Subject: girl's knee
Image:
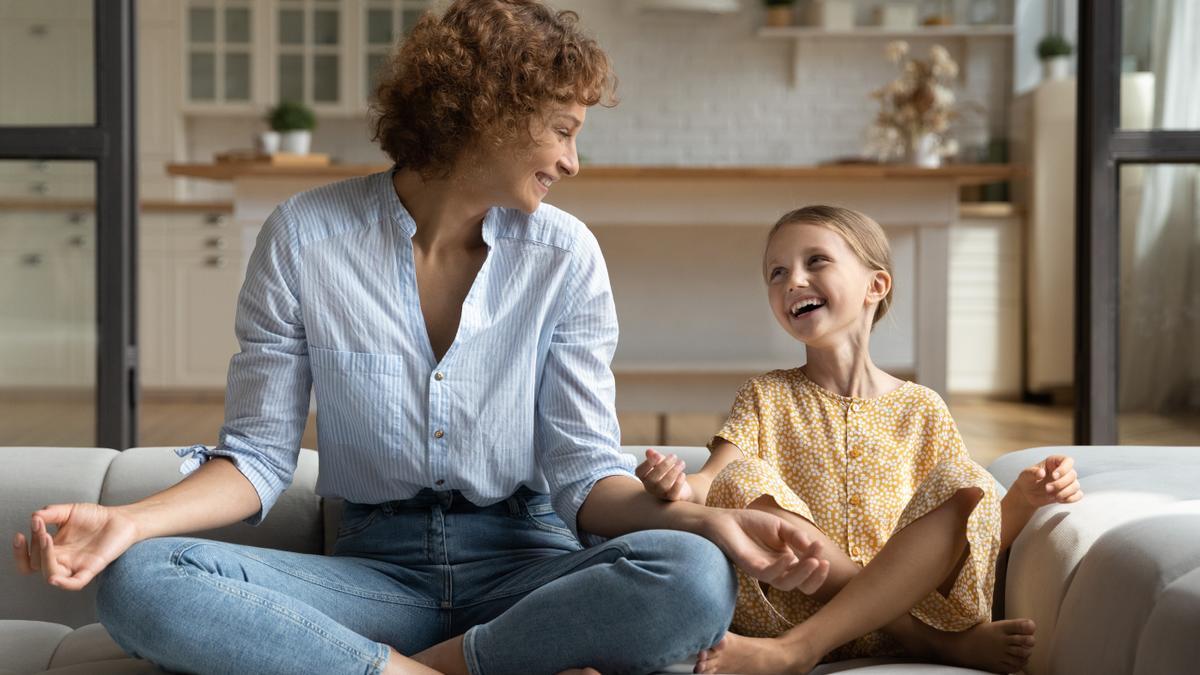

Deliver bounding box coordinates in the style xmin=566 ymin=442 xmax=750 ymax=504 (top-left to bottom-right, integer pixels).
xmin=947 ymin=487 xmax=984 ymax=520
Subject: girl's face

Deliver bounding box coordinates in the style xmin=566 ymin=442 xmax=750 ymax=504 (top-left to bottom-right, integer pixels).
xmin=473 ymin=102 xmax=585 ymax=214
xmin=763 ymin=222 xmax=890 ymax=349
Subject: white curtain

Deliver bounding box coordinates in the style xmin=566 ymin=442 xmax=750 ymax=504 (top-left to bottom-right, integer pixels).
xmin=1119 ymin=0 xmax=1200 ymax=412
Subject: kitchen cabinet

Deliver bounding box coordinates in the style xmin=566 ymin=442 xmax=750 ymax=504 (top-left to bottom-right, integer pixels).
xmin=0 ymin=210 xmax=95 ymax=389
xmin=0 ymin=11 xmax=92 ymax=126
xmin=139 ymin=210 xmax=245 ymax=390
xmin=184 ymin=0 xmax=257 ymax=108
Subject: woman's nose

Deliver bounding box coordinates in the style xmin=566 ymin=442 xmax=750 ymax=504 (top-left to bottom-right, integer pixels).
xmin=558 ymin=142 xmax=579 ymax=177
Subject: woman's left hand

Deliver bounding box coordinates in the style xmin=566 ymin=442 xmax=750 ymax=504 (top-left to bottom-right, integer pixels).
xmin=1013 ymin=455 xmax=1083 ymax=508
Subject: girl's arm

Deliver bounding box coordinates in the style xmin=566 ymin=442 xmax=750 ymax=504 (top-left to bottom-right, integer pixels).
xmin=1000 ymin=454 xmax=1083 ymax=552
xmin=999 ymin=490 xmax=1038 ymax=552
xmin=688 ymin=439 xmax=744 ymax=504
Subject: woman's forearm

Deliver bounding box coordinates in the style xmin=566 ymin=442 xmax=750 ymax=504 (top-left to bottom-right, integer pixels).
xmin=114 ymin=457 xmax=264 ymax=542
xmin=999 ymin=490 xmax=1037 ymax=552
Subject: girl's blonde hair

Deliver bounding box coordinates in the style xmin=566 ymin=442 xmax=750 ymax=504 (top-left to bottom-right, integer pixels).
xmin=766 ymin=205 xmax=894 ymax=327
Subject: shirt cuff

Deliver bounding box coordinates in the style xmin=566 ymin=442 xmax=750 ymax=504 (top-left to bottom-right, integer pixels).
xmin=174 ymin=441 xmax=284 ymax=526
xmin=567 ymin=467 xmax=641 ymax=548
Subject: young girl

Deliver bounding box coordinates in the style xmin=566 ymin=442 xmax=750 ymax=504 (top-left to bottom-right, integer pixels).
xmin=637 ymin=205 xmax=1083 ymax=675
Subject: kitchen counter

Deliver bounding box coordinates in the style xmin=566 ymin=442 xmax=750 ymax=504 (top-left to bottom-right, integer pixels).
xmin=0 ymin=198 xmax=232 ymax=213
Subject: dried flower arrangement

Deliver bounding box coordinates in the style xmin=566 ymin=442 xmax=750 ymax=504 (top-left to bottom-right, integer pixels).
xmin=865 ymin=41 xmax=962 ymax=166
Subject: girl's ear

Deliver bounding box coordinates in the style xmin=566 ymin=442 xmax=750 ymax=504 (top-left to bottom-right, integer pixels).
xmin=866 ymin=269 xmax=891 ymax=304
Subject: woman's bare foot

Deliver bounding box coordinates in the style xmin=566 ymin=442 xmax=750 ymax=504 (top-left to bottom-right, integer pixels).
xmin=693 ymin=632 xmax=820 ymax=675
xmin=937 ymin=618 xmax=1036 ymax=673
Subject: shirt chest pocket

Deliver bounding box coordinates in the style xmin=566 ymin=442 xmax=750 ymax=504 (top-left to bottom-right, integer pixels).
xmin=309 ymin=346 xmax=409 ymax=449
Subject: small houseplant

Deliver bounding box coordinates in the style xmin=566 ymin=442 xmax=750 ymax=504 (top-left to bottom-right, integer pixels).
xmin=865 ymin=41 xmax=961 ymax=168
xmin=267 ymin=100 xmax=317 ymax=155
xmin=1037 ymin=34 xmax=1073 ymax=81
xmin=764 ymin=0 xmax=794 ymax=28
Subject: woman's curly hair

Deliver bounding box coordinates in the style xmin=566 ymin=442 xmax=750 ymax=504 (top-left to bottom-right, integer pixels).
xmin=371 ymin=0 xmax=618 ymax=178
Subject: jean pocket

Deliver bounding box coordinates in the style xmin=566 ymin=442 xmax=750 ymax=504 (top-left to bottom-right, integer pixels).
xmin=336 ymin=502 xmax=382 ymax=539
xmin=519 ymin=494 xmax=576 ymax=538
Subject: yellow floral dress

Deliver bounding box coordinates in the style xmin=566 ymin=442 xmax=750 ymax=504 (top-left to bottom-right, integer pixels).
xmin=707 ymin=368 xmax=1002 ymax=660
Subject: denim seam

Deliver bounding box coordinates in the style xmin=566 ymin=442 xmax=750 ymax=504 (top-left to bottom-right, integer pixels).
xmin=451 ymin=540 xmax=634 ymax=608
xmin=179 ymin=567 xmax=384 ymax=667
xmin=170 ymin=540 xmax=440 ymax=608
xmin=462 ymin=625 xmax=484 ymax=675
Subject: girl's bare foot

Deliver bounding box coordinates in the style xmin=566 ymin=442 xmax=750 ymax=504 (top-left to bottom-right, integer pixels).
xmin=937 ymin=618 xmax=1036 ymax=674
xmin=693 ymin=632 xmax=820 ymax=675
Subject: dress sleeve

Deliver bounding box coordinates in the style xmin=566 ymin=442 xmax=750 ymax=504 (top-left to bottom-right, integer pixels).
xmin=712 ymin=379 xmax=762 ymax=457
xmin=534 ymin=228 xmax=637 ymax=545
xmin=176 ymin=202 xmax=312 ymax=526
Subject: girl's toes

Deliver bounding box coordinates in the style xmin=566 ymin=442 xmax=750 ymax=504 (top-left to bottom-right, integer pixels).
xmin=1008 ymin=634 xmax=1035 ymax=647
xmin=1007 ymin=618 xmax=1036 ymax=635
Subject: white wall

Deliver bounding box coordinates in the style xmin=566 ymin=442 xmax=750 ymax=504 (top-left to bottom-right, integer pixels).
xmin=181 ymin=0 xmax=1014 ymax=199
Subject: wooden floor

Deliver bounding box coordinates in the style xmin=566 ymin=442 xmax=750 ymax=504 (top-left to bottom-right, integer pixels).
xmin=2 ymin=393 xmax=1198 ymax=467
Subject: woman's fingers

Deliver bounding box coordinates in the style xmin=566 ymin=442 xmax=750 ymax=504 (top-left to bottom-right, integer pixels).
xmin=38 ymin=525 xmax=66 ymax=582
xmin=12 ymin=532 xmax=33 ymax=574
xmin=50 ymin=565 xmax=98 ymax=591
xmin=28 ymin=517 xmax=45 ymax=572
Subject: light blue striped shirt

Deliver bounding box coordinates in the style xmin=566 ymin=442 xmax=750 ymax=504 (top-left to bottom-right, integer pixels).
xmin=178 ymin=170 xmax=637 ymax=540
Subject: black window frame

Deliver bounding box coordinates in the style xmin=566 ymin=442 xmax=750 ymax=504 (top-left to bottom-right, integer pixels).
xmin=1076 ymin=1 xmax=1200 ymax=443
xmin=0 ymin=0 xmax=138 ymax=449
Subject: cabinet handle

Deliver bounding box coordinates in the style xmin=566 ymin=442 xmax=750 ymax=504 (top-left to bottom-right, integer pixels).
xmin=68 ymin=235 xmax=86 ymax=247
xmin=32 ymin=161 xmax=49 ymax=172
xmin=68 ymin=212 xmax=85 ymax=225
xmin=204 ymin=213 xmax=227 ymax=226
xmin=21 ymin=254 xmax=44 ymax=267
xmin=30 ymin=25 xmax=48 ymax=37
xmin=31 ymin=182 xmax=49 ymax=195
xmin=205 ymin=256 xmax=226 ymax=268
xmin=205 ymin=236 xmax=227 ymax=249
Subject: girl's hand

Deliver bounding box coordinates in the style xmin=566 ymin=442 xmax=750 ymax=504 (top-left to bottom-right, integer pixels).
xmin=1013 ymin=455 xmax=1083 ymax=508
xmin=12 ymin=503 xmax=141 ymax=591
xmin=635 ymin=448 xmax=695 ymax=503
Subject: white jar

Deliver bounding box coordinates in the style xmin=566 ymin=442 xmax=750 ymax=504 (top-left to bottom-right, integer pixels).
xmin=279 ymin=130 xmax=312 ymax=155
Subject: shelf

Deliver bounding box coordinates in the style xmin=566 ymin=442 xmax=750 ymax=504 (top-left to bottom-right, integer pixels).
xmin=757 ymin=25 xmax=1014 ymax=39
xmin=758 ymin=23 xmax=1013 ymax=89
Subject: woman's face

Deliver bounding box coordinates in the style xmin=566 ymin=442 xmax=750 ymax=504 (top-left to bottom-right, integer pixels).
xmin=763 ymin=222 xmax=889 ymax=349
xmin=473 ymin=102 xmax=586 ymax=214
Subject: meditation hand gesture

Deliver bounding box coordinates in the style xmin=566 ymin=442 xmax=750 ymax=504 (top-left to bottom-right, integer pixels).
xmin=12 ymin=503 xmax=140 ymax=591
xmin=1012 ymin=455 xmax=1083 ymax=508
xmin=635 ymin=448 xmax=695 ymax=502
xmin=706 ymin=508 xmax=829 ymax=594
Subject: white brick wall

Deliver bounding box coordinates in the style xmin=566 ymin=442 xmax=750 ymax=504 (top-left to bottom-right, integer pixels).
xmin=184 ymin=0 xmax=1014 ymax=191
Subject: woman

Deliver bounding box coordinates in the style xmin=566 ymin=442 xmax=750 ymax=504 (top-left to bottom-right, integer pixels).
xmin=12 ymin=2 xmax=825 ymax=673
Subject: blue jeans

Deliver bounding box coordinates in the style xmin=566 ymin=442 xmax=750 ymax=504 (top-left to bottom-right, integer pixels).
xmin=97 ymin=488 xmax=736 ymax=675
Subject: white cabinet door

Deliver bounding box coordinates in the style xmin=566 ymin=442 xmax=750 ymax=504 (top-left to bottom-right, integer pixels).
xmin=138 ymin=254 xmax=169 ymax=388
xmin=0 ymin=19 xmax=92 ymax=126
xmin=0 ymin=250 xmax=74 ymax=387
xmin=170 ymin=252 xmax=245 ymax=388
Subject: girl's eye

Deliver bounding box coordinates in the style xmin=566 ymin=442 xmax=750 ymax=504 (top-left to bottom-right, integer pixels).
xmin=809 ymin=256 xmax=828 ymax=266
xmin=769 ymin=267 xmax=785 ymax=279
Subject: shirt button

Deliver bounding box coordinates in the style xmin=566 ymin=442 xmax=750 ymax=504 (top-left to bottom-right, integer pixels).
xmin=848 ymin=448 xmax=861 ymax=459
xmin=434 ymin=429 xmax=444 ymax=439
xmin=434 ymin=372 xmax=444 ymax=381
xmin=435 ymin=479 xmax=445 ymax=486
xmin=849 ymin=494 xmax=862 ymax=506
xmin=851 ymin=546 xmax=862 ymax=557
xmin=851 ymin=403 xmax=862 ymax=412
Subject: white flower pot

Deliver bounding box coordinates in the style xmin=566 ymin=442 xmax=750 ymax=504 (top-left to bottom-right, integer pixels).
xmin=909 ymin=132 xmax=941 ymax=168
xmin=1042 ymin=56 xmax=1071 ymax=81
xmin=279 ymin=130 xmax=312 ymax=155
xmin=256 ymin=131 xmax=280 ymax=155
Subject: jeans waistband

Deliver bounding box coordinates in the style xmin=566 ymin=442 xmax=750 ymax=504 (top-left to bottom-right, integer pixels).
xmin=348 ymin=486 xmax=547 ymax=517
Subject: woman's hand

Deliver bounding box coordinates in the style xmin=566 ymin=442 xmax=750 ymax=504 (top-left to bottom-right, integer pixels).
xmin=12 ymin=503 xmax=141 ymax=591
xmin=634 ymin=448 xmax=696 ymax=503
xmin=1012 ymin=455 xmax=1083 ymax=508
xmin=703 ymin=508 xmax=829 ymax=594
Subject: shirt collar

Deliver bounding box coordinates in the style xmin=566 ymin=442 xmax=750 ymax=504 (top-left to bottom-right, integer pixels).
xmin=381 ymin=168 xmax=501 ymax=247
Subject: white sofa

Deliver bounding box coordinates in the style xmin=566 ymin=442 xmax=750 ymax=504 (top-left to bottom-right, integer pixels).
xmin=2 ymin=445 xmax=1198 ymax=674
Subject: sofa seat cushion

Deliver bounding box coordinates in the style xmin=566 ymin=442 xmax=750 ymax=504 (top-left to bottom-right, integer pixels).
xmin=0 ymin=621 xmax=71 ymax=674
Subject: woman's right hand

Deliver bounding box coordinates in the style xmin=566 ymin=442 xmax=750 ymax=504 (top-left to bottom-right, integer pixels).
xmin=12 ymin=503 xmax=141 ymax=591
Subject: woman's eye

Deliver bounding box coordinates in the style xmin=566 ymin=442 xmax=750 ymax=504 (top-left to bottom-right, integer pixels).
xmin=558 ymin=129 xmax=571 ymax=138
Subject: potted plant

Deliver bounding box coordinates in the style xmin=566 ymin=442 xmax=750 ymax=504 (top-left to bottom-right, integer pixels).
xmin=267 ymin=100 xmax=317 ymax=155
xmin=764 ymin=0 xmax=794 ymax=28
xmin=1037 ymin=34 xmax=1073 ymax=81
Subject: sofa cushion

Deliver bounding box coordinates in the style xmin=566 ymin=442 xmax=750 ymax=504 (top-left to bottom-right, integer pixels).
xmin=0 ymin=621 xmax=70 ymax=674
xmin=987 ymin=445 xmax=1200 ymax=675
xmin=0 ymin=448 xmax=117 ymax=628
xmin=45 ymin=623 xmax=130 ymax=670
xmin=101 ymin=447 xmax=324 ymax=555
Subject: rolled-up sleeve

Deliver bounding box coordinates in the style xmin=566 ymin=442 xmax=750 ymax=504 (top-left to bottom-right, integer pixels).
xmin=534 ymin=229 xmax=637 ymax=545
xmin=177 ymin=201 xmax=312 ymax=526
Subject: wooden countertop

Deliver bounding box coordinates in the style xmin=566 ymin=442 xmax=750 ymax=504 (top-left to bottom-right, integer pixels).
xmin=167 ymin=162 xmax=1019 ymax=186
xmin=0 ymin=199 xmax=232 ymax=213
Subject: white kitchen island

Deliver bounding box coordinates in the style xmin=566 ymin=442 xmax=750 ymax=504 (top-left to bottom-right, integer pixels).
xmin=168 ymin=162 xmax=1016 ymax=420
